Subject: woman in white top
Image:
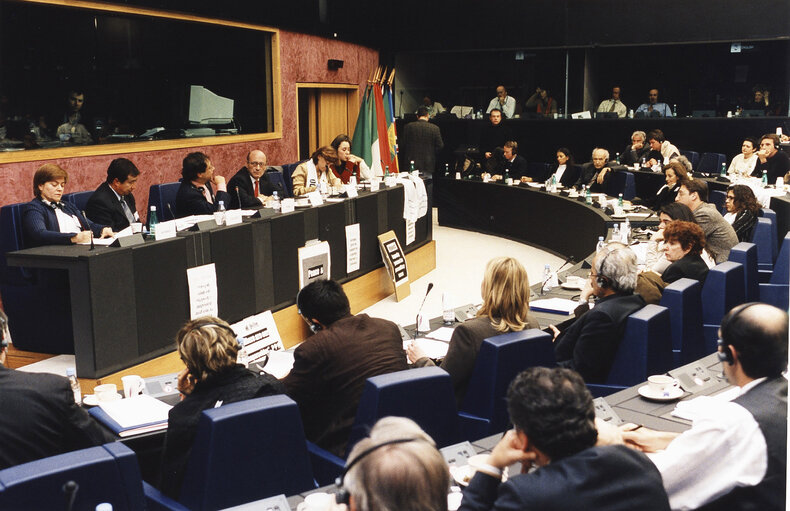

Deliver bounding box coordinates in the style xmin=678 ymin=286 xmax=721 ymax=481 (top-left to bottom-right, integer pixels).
xmin=727 ymin=137 xmax=758 ymax=178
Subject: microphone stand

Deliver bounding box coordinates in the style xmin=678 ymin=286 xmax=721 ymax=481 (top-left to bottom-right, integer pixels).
xmin=415 ymin=282 xmax=434 ymax=336
xmin=81 ymin=210 xmax=95 ymax=250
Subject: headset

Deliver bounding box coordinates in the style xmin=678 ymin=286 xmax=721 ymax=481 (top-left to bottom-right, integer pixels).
xmin=296 ymin=285 xmax=323 ymax=333
xmin=334 ymin=437 xmax=419 ymax=505
xmin=594 ymin=246 xmax=616 ymax=288
xmin=716 ymin=302 xmax=758 ymax=365
xmin=0 ymin=313 xmax=8 ymax=350
xmin=186 ymin=319 xmax=243 ymax=349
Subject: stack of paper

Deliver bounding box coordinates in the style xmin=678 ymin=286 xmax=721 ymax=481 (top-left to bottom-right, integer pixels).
xmin=89 ymin=394 xmax=172 ymax=437
xmin=530 ymin=298 xmax=578 ymax=315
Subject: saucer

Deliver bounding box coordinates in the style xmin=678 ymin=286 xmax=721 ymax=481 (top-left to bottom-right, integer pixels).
xmin=561 ymin=281 xmax=584 ymax=290
xmin=638 ymin=385 xmax=683 ymax=401
xmin=611 ymin=214 xmax=627 ymax=220
xmin=82 ymin=394 xmax=98 ymax=406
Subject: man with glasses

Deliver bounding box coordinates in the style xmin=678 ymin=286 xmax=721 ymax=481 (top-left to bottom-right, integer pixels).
xmin=227 ymin=150 xmax=280 ymax=209
xmin=282 ymin=279 xmax=408 ymax=456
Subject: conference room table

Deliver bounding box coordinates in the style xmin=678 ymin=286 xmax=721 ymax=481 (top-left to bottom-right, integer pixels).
xmin=6 ymin=183 xmax=432 ymax=378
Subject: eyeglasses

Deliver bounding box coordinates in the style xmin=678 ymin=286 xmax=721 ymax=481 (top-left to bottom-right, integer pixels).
xmin=248 ymin=161 xmax=265 ymax=167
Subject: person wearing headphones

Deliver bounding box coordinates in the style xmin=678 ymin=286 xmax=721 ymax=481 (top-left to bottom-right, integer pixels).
xmin=282 ymin=279 xmax=408 ymax=457
xmin=550 ymin=243 xmax=646 ymax=383
xmin=159 ymin=316 xmax=284 ymax=498
xmin=615 ymin=303 xmax=787 ymax=511
xmin=0 ymin=309 xmax=113 ymax=470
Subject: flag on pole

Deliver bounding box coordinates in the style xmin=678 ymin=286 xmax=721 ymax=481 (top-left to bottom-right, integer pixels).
xmin=351 ymin=67 xmax=399 ymax=177
xmin=351 ymin=85 xmax=375 ymax=173
xmin=372 ymin=82 xmax=392 ymax=174
xmin=382 ymin=77 xmax=399 ymax=173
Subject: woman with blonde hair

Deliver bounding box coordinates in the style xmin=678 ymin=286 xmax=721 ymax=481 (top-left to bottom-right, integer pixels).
xmin=408 ymin=257 xmax=539 ymax=405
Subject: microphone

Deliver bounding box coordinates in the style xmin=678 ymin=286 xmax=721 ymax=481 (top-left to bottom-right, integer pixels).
xmin=415 ymin=282 xmax=434 ymax=335
xmin=63 ymin=480 xmax=79 ymax=511
xmin=81 ymin=210 xmax=94 ymax=250
xmin=167 ymin=203 xmax=176 ymax=221
xmin=541 ymin=255 xmax=575 ymax=295
xmin=235 ymin=186 xmax=242 ymax=209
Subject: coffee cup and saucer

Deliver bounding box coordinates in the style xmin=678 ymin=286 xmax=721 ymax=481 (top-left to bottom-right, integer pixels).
xmin=638 ymin=375 xmax=683 ymax=401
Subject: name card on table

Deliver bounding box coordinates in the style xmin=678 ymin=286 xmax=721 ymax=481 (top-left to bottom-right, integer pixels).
xmin=281 ymin=198 xmax=295 ymax=213
xmin=187 ymin=263 xmax=218 ymax=319
xmin=346 ymin=223 xmax=361 ymax=273
xmin=154 ymin=220 xmax=177 ymax=240
xmin=224 ymin=209 xmax=243 ymax=226
xmin=298 ymin=240 xmax=331 ymax=289
xmin=384 ymin=175 xmax=397 ymax=187
xmin=370 ymin=179 xmax=381 ymax=192
xmin=231 ymin=310 xmax=284 ymax=366
xmin=307 ymin=191 xmax=323 ymax=207
xmin=377 ymin=230 xmax=409 ymax=301
xmin=345 ymin=184 xmax=358 ymax=198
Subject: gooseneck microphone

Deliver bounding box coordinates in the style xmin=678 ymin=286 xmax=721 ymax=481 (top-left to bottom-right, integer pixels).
xmin=167 ymin=203 xmax=176 ymax=221
xmin=80 ymin=210 xmax=94 ymax=250
xmin=63 ymin=480 xmax=79 ymax=511
xmin=415 ymin=282 xmax=434 ymax=334
xmin=235 ymin=186 xmax=242 ymax=209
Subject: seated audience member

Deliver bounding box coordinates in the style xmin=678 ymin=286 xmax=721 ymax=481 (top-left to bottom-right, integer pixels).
xmin=752 ymin=133 xmax=790 ymax=183
xmin=728 ymin=138 xmax=759 ymax=178
xmin=620 ymin=130 xmax=650 ymax=166
xmin=227 ymin=150 xmax=280 ymax=209
xmin=85 ymin=157 xmax=140 ymax=231
xmin=543 ymin=147 xmax=579 ymax=187
xmin=420 ymin=96 xmax=445 ymax=118
xmin=660 ymin=220 xmax=709 ymax=285
xmin=160 ymin=316 xmax=284 ymax=497
xmin=635 ymin=88 xmax=672 ymax=118
xmin=551 ymin=243 xmax=646 ymax=383
xmin=340 ymin=417 xmax=450 ymax=511
xmin=292 ymin=146 xmax=342 ymax=197
xmin=641 ymin=160 xmax=688 ymax=211
xmin=485 ymin=85 xmax=516 ymax=119
xmin=22 ymin=163 xmax=113 ymax=247
xmin=175 ymin=152 xmax=230 ymax=217
xmin=525 ymin=86 xmax=558 ymax=117
xmin=724 ymin=184 xmax=760 ymax=242
xmin=676 ymin=179 xmax=738 ymax=263
xmin=575 ymin=148 xmax=615 ymax=192
xmin=744 ymin=87 xmax=769 ymax=113
xmin=479 ymin=109 xmax=511 ymax=173
xmin=645 ymin=129 xmax=680 ymax=167
xmin=459 ymin=367 xmax=670 ymax=511
xmin=495 ymin=141 xmax=526 ymax=180
xmin=408 ymin=257 xmax=539 ymax=405
xmin=330 ymin=134 xmax=374 ymax=182
xmin=283 ymin=279 xmax=408 ymax=456
xmin=596 ymin=86 xmax=628 ymax=118
xmin=55 ymin=90 xmax=93 ymax=145
xmin=617 ymin=303 xmax=787 ymax=511
xmin=400 ymin=111 xmax=443 ymax=175
xmin=0 ymin=309 xmax=113 ymax=470
xmin=644 ymin=203 xmax=715 ymax=275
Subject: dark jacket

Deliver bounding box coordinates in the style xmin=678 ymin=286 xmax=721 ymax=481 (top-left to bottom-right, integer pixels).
xmin=478 ymin=123 xmax=512 ymax=155
xmin=501 ymin=155 xmax=528 ymax=180
xmin=752 ymin=150 xmax=790 ymax=183
xmin=175 ymin=181 xmax=231 ymax=217
xmin=731 ymin=209 xmax=758 ymax=242
xmin=227 ymin=167 xmax=281 ymax=209
xmin=662 ymin=253 xmax=709 ymax=285
xmin=21 ymin=198 xmax=106 ymax=247
xmin=575 ymin=162 xmax=615 ymax=192
xmin=0 ymin=365 xmax=113 ymax=470
xmin=644 ymin=183 xmax=680 ymax=211
xmin=402 ymin=119 xmax=444 ymax=173
xmin=620 ymin=144 xmax=650 ymax=166
xmin=548 ymin=163 xmax=580 ymax=188
xmin=159 ymin=365 xmax=284 ymax=498
xmin=85 ymin=182 xmax=138 ymax=232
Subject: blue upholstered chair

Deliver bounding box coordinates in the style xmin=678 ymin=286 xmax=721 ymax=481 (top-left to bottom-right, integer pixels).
xmin=586 ymin=304 xmax=673 ymax=397
xmin=281 ymin=160 xmax=308 ymax=198
xmin=526 ymin=162 xmax=551 ymax=182
xmin=605 ymin=171 xmax=635 ymax=199
xmin=348 ymin=367 xmax=460 ymax=454
xmin=759 ymin=208 xmax=779 ymax=262
xmin=701 ymin=262 xmax=745 ymax=352
xmin=679 ymin=150 xmax=700 ymax=170
xmin=458 ymin=329 xmax=555 ymax=439
xmin=147 ymin=182 xmax=180 ymax=222
xmin=660 ymin=278 xmax=706 ymax=367
xmin=709 ymin=190 xmax=726 ymax=214
xmin=752 ymin=217 xmax=775 ymax=277
xmin=728 ymin=242 xmax=759 ymax=302
xmin=265 ymin=170 xmax=289 ymax=199
xmin=759 ymin=233 xmax=790 ymax=310
xmin=697 ymin=152 xmax=726 ymax=175
xmin=63 ymin=191 xmax=94 ymax=213
xmin=146 ymin=395 xmax=317 ymax=511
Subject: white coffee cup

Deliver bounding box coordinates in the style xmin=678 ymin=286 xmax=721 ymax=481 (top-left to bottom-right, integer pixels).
xmin=297 ymin=492 xmax=334 ymax=511
xmin=94 ymin=383 xmax=119 ymax=403
xmin=121 ymin=375 xmax=146 ymax=399
xmin=647 ymin=375 xmax=678 ymax=395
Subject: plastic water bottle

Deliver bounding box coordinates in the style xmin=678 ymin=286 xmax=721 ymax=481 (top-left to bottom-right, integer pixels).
xmin=542 ymin=264 xmax=553 ymax=293
xmin=66 ymin=367 xmax=81 ymax=404
xmin=596 ymin=236 xmax=605 ymax=253
xmin=628 ymin=109 xmax=634 ymax=119
xmin=550 ymin=174 xmax=557 ymax=191
xmin=615 ymin=152 xmax=621 ymax=164
xmin=237 ymin=338 xmax=249 ymax=368
xmin=720 ymin=163 xmax=727 ymax=177
xmin=585 ymin=186 xmax=592 ymax=204
xmin=148 ymin=206 xmax=158 ymax=237
xmin=214 ymin=200 xmax=226 ymax=225
xmin=762 ymin=170 xmax=768 ymax=187
xmin=442 ymin=292 xmax=455 ymax=325
xmin=618 ymin=193 xmax=624 ymax=207
xmin=384 ymin=165 xmax=390 ymax=178
xmin=640 ymin=157 xmax=646 ymax=168
xmin=410 ymin=161 xmax=416 ymax=173
xmin=612 ymin=223 xmax=621 ymax=241
xmin=271 ymin=191 xmax=281 ymax=212
xmin=445 ymin=163 xmax=450 ymax=177
xmin=672 ymin=104 xmax=677 ymax=117
xmin=623 ymin=217 xmax=631 ymax=243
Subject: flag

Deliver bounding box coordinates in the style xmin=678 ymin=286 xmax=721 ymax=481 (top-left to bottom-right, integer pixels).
xmin=372 ymin=83 xmax=392 ymax=174
xmin=351 ymin=85 xmax=375 ymax=172
xmin=382 ymin=82 xmax=399 ymax=172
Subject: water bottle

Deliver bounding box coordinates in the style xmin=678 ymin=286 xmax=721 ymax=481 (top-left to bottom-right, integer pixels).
xmin=410 ymin=161 xmax=416 ymax=173
xmin=271 ymin=191 xmax=281 ymax=212
xmin=442 ymin=292 xmax=455 ymax=325
xmin=672 ymin=104 xmax=677 ymax=117
xmin=148 ymin=206 xmax=158 ymax=237
xmin=384 ymin=165 xmax=390 ymax=178
xmin=761 ymin=170 xmax=768 ymax=187
xmin=214 ymin=200 xmax=226 ymax=226
xmin=237 ymin=338 xmax=249 ymax=368
xmin=618 ymin=193 xmax=623 ymax=207
xmin=66 ymin=367 xmax=81 ymax=404
xmin=615 ymin=152 xmax=621 ymax=164
xmin=504 ymin=169 xmax=512 ymax=186
xmin=641 ymin=157 xmax=646 ymax=168
xmin=585 ymin=186 xmax=592 ymax=205
xmin=628 ymin=109 xmax=634 ymax=119
xmin=612 ymin=223 xmax=621 ymax=241
xmin=623 ymin=217 xmax=631 ymax=243
xmin=551 ymin=174 xmax=557 ymax=191
xmin=542 ymin=264 xmax=553 ymax=293
xmin=720 ymin=163 xmax=727 ymax=178
xmin=445 ymin=163 xmax=450 ymax=177
xmin=596 ymin=236 xmax=605 ymax=253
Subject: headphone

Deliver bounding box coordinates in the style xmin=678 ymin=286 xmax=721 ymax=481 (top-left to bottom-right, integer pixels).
xmin=296 ymin=286 xmax=323 ymax=333
xmin=594 ymin=247 xmax=616 ymax=288
xmin=0 ymin=314 xmax=8 ymax=350
xmin=187 ymin=320 xmax=242 ymax=348
xmin=716 ymin=302 xmax=758 ymax=365
xmin=334 ymin=438 xmax=419 ymax=505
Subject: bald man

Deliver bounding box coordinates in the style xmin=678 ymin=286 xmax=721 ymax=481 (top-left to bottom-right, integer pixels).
xmin=227 ymin=150 xmax=281 ymax=209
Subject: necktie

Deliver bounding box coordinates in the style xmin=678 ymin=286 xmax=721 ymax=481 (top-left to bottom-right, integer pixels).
xmin=609 ymin=100 xmax=616 ymax=112
xmin=254 ymin=179 xmax=259 ymax=196
xmin=120 ymin=197 xmax=135 ymax=224
xmin=201 ymin=186 xmax=213 ymax=204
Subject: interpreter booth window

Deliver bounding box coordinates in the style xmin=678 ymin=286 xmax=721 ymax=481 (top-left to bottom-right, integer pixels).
xmin=0 ymin=1 xmax=277 ymax=152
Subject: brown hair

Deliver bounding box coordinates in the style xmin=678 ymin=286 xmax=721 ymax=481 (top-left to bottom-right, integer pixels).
xmin=682 ymin=178 xmax=709 ymax=203
xmin=477 ymin=257 xmax=531 ymax=332
xmin=664 ymin=220 xmax=706 ymax=256
xmin=33 ymin=164 xmax=68 ymax=198
xmin=175 ymin=316 xmax=239 ymax=383
xmin=728 ymin=184 xmax=760 ymax=216
xmin=663 ymin=160 xmax=689 ymax=185
xmin=311 ymin=146 xmax=338 ymax=166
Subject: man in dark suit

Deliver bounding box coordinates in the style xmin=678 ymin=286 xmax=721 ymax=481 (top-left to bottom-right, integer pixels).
xmin=85 ymin=157 xmax=140 ymax=231
xmin=574 ymin=148 xmax=617 ymax=192
xmin=175 ymin=151 xmax=230 ymax=217
xmin=551 ymin=243 xmax=646 ymax=383
xmin=282 ymin=279 xmax=408 ymax=457
xmin=479 ymin=109 xmax=512 ymax=174
xmin=0 ymin=309 xmax=113 ymax=470
xmin=499 ymin=141 xmax=527 ymax=180
xmin=459 ymin=366 xmax=670 ymax=511
xmin=401 ymin=107 xmax=444 ymax=174
xmin=227 ymin=150 xmax=282 ymax=209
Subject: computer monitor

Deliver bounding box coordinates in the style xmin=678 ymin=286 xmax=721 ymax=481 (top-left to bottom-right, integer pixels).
xmin=188 ymin=85 xmax=234 ymax=124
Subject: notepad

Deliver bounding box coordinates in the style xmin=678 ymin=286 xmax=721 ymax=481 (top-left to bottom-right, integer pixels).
xmin=89 ymin=394 xmax=172 ymax=437
xmin=530 ymin=298 xmax=578 ymax=315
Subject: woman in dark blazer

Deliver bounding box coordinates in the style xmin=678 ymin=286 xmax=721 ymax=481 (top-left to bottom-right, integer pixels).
xmin=21 ymin=163 xmax=112 ymax=247
xmin=407 ymin=257 xmax=540 ymax=406
xmin=643 ymin=160 xmax=688 ymax=211
xmin=724 ymin=184 xmax=760 ymax=242
xmin=546 ymin=147 xmax=580 ymax=188
xmin=661 ymin=220 xmax=709 ymax=285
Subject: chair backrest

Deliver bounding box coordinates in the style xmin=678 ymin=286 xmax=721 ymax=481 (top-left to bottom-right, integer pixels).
xmin=265 ymin=170 xmax=290 ymax=198
xmin=179 ymin=394 xmax=316 ymax=511
xmin=751 ymin=217 xmax=774 ymax=269
xmin=147 ymin=182 xmax=180 ymax=222
xmin=527 ymin=162 xmax=551 ymax=182
xmin=701 ymin=261 xmax=745 ymax=327
xmin=460 ymin=329 xmax=555 ymax=433
xmin=680 ymin=150 xmax=700 ymax=169
xmin=659 ymin=278 xmax=705 ymax=366
xmin=63 ymin=191 xmax=94 ymax=213
xmin=281 ymin=160 xmax=308 ymax=198
xmin=760 ymin=208 xmax=779 ymax=262
xmin=698 ymin=152 xmax=726 ymax=175
xmin=0 ymin=443 xmax=145 ymax=511
xmin=602 ymin=304 xmax=673 ymax=387
xmin=348 ymin=367 xmax=460 ymax=455
xmin=770 ymin=233 xmax=790 ymax=285
xmin=605 ymin=171 xmax=633 ymax=199
xmin=728 ymin=242 xmax=759 ymax=302
xmin=709 ymin=190 xmax=727 ymax=214
xmin=0 ymin=203 xmax=31 ymax=285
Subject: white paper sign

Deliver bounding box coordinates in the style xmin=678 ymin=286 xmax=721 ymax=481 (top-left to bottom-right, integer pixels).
xmin=187 ymin=263 xmax=218 ymax=319
xmin=345 ymin=184 xmax=358 ymax=198
xmin=224 ymin=209 xmax=243 ymax=226
xmin=281 ymin=198 xmax=295 ymax=213
xmin=405 ymin=219 xmax=416 ymax=245
xmin=298 ymin=240 xmax=331 ymax=288
xmin=346 ymin=223 xmax=361 ymax=273
xmin=370 ymin=179 xmax=380 ymax=192
xmin=155 ymin=220 xmax=177 ymax=241
xmin=307 ymin=191 xmax=324 ymax=207
xmin=231 ymin=310 xmax=284 ymax=365
xmin=384 ymin=175 xmax=397 ymax=187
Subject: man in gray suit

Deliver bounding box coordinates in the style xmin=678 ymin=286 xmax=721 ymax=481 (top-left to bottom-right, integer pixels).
xmin=401 ymin=107 xmax=444 ymax=174
xmin=675 ymin=179 xmax=738 ymax=263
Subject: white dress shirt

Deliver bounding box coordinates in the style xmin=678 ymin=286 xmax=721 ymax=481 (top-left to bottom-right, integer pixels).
xmin=485 ymin=96 xmax=516 ymax=119
xmin=596 ymin=99 xmax=628 ymax=118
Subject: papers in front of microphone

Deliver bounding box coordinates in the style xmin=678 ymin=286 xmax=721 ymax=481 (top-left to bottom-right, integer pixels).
xmin=259 ymin=350 xmax=295 ymax=379
xmin=426 ymin=327 xmax=455 ymax=343
xmin=670 ymin=387 xmax=741 ymax=421
xmin=404 ymin=338 xmax=450 ymax=360
xmin=530 ymin=298 xmax=578 ymax=315
xmin=77 ymin=225 xmax=135 ymax=245
xmin=231 ymin=310 xmax=285 ymax=366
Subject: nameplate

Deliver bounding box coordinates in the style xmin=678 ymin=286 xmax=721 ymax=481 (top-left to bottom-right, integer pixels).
xmin=191 ymin=220 xmax=218 ymax=232
xmin=345 ymin=184 xmax=358 ymax=198
xmin=154 ymin=220 xmax=177 ymax=240
xmin=440 ymin=441 xmax=476 ymax=466
xmin=370 ymin=179 xmax=380 ymax=192
xmin=307 ymin=191 xmax=323 ymax=207
xmin=281 ymin=198 xmax=295 ymax=213
xmin=225 ymin=209 xmax=243 ymax=226
xmin=111 ymin=233 xmax=146 ymax=248
xmin=384 ymin=175 xmax=397 ymax=187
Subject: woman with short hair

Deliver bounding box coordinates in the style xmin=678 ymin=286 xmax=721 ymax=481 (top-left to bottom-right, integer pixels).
xmin=661 ymin=220 xmax=710 ymax=284
xmin=291 ymin=146 xmax=342 ymax=196
xmin=724 ymin=184 xmax=760 ymax=242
